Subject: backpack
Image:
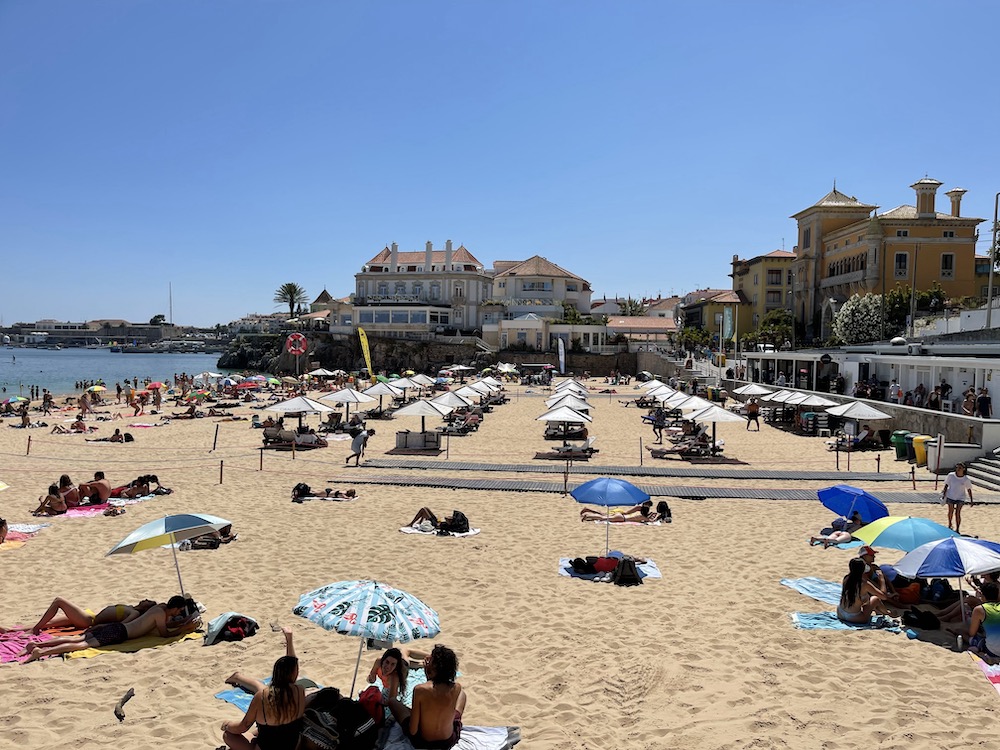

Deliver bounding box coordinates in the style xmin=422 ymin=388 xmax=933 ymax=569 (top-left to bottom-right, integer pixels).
xmin=611 ymin=556 xmax=643 ymax=586
xmin=438 ymin=510 xmax=470 ymax=535
xmin=292 ymin=483 xmax=312 ymax=501
xmin=217 ymin=615 xmax=259 ymax=642
xmin=123 ymin=433 xmax=135 ymax=442
xmin=902 ymin=607 xmax=941 ymax=630
xmin=300 ymin=691 xmax=378 ymax=750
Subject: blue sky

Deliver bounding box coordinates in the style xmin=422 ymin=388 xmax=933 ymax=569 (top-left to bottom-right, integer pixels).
xmin=2 ymin=1 xmax=998 ymax=326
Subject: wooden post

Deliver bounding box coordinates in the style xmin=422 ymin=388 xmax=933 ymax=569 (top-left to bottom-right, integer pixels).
xmin=219 ymin=460 xmax=224 ymax=485
xmin=875 ymin=454 xmax=880 ymax=474
xmin=291 ymin=440 xmax=296 ymax=460
xmin=835 ymin=444 xmax=840 ymax=471
xmin=26 ymin=436 xmax=31 ymax=456
xmin=259 ymin=448 xmax=264 ymax=471
xmin=211 ymin=424 xmax=220 ymax=452
xmin=846 ymin=446 xmax=851 ymax=472
xmin=639 ymin=436 xmax=643 ymax=466
xmin=911 ymin=465 xmax=916 ymax=491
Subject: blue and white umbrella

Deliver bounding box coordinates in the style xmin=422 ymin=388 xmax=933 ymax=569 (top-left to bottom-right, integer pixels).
xmin=107 ymin=513 xmax=232 ymax=599
xmin=893 ymin=537 xmax=1000 ymax=623
xmin=817 ymin=485 xmax=889 ymax=524
xmin=571 ymin=477 xmax=650 ymax=555
xmin=293 ymin=580 xmax=440 ymax=696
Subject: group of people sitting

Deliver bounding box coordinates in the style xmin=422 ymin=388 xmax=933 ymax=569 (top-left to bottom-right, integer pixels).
xmin=220 ymin=628 xmax=466 ymax=750
xmin=2 ymin=594 xmax=201 ymax=662
xmin=30 ymin=472 xmax=171 ymax=515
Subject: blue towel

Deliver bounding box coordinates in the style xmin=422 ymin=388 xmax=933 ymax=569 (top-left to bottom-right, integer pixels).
xmin=215 ymin=677 xmax=321 ymax=712
xmin=780 ymin=577 xmax=841 ymax=606
xmin=791 ymin=612 xmax=900 ymax=633
xmin=558 ymin=557 xmax=662 ymax=580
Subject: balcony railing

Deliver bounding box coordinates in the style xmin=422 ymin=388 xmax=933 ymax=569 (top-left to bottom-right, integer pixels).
xmin=357 ymin=294 xmax=430 ymax=304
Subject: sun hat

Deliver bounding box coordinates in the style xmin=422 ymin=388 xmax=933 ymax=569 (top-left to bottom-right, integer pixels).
xmin=857 ymin=545 xmax=877 ymax=558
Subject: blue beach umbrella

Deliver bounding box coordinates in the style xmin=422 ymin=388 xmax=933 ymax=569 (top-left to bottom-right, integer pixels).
xmin=817 ymin=485 xmax=889 ymax=524
xmin=852 ymin=516 xmax=959 ymax=553
xmin=571 ymin=478 xmax=650 ymax=555
xmin=293 ymin=580 xmax=440 ymax=696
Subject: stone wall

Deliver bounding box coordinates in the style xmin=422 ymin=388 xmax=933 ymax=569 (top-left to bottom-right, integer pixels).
xmin=496 ymin=351 xmax=636 ymax=376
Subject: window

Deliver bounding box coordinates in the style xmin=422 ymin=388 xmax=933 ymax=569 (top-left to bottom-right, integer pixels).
xmin=766 ymin=270 xmax=782 ymax=285
xmin=752 ymin=294 xmax=758 ymax=305
xmin=391 ymin=311 xmax=408 ymax=324
xmin=430 ymin=283 xmax=440 ymax=300
xmin=377 ymin=283 xmax=388 ymax=296
xmin=896 ymin=230 xmax=909 ymax=237
xmin=566 ymin=283 xmax=578 ymax=292
xmin=454 ymin=284 xmax=464 ymax=298
xmin=753 ymin=274 xmax=759 ymax=286
xmin=340 ymin=315 xmax=352 ymax=326
xmin=766 ymin=291 xmax=782 ymax=305
xmin=412 ymin=283 xmax=423 ymax=298
xmin=714 ymin=312 xmax=723 ymax=326
xmin=522 ymin=281 xmax=552 ymax=292
xmin=374 ymin=311 xmax=390 ymax=324
xmin=895 ymin=252 xmax=909 ymax=279
xmin=358 ymin=311 xmax=374 ymax=324
xmin=357 ymin=283 xmax=364 ymax=297
xmin=941 ymin=253 xmax=955 ymax=279
xmin=498 ymin=281 xmax=505 ymax=289
xmin=803 ymin=228 xmax=811 ymax=248
xmin=406 ymin=265 xmax=417 ymax=272
xmin=394 ymin=282 xmax=406 ymax=295
xmin=943 ymin=230 xmax=955 ymax=238
xmin=410 ymin=311 xmax=426 ymax=324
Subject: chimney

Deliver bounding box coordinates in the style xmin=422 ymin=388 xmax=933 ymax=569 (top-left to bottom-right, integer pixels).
xmin=424 ymin=241 xmax=433 ymax=271
xmin=389 ymin=242 xmax=398 ymax=273
xmin=911 ymin=177 xmax=943 ymax=219
xmin=444 ymin=239 xmax=453 ymax=271
xmin=945 ymin=187 xmax=967 ymax=218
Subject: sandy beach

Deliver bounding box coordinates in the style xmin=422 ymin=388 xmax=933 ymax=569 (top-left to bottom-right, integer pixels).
xmin=2 ymin=380 xmax=999 ymax=749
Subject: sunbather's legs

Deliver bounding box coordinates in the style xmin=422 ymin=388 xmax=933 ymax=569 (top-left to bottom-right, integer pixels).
xmin=23 ymin=635 xmax=97 ymax=662
xmin=31 ymin=597 xmax=92 ymax=634
xmin=408 ymin=508 xmax=437 ymax=527
xmin=225 ymin=671 xmax=266 ymax=694
xmin=222 ymin=729 xmax=255 ymax=750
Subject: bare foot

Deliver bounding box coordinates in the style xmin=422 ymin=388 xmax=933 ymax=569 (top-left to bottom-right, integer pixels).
xmin=23 ymin=647 xmax=43 ymax=663
xmin=225 ymin=671 xmax=244 ymax=687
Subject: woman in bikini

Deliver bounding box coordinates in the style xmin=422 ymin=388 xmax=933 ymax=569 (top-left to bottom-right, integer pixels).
xmin=31 ymin=484 xmax=68 ymax=516
xmin=368 ymin=647 xmax=409 ymax=705
xmin=57 ymin=474 xmax=81 ymax=508
xmin=0 ymin=596 xmax=157 ymax=634
xmin=837 ymin=557 xmax=895 ymax=624
xmin=580 ymin=500 xmax=669 ymax=524
xmin=222 ymin=627 xmax=306 ymax=750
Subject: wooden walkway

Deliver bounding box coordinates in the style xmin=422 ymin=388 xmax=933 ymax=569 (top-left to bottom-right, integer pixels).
xmin=342 ymin=472 xmax=945 ymax=504
xmin=364 ymin=458 xmax=927 ymax=483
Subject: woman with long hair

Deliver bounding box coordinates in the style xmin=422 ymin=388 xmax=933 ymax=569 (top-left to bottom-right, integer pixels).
xmin=221 ymin=627 xmax=306 ymax=750
xmin=367 ymin=647 xmax=409 ymax=703
xmin=838 ymin=558 xmax=894 ymax=624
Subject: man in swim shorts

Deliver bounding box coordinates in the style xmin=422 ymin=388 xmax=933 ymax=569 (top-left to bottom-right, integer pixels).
xmin=387 ymin=645 xmax=466 ymax=750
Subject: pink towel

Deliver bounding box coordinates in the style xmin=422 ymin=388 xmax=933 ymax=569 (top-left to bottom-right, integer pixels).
xmin=64 ymin=504 xmax=110 ymax=518
xmin=6 ymin=531 xmax=32 ymax=542
xmin=0 ymin=631 xmax=55 ymax=663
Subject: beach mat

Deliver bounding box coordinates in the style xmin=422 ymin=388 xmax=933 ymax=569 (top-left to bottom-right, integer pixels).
xmin=790 ymin=612 xmax=900 ymax=633
xmin=558 ymin=557 xmax=661 ymax=580
xmin=399 ymin=526 xmax=481 ymax=538
xmin=970 ymin=652 xmax=1000 ymax=699
xmin=65 ymin=630 xmax=201 ymax=659
xmin=8 ymin=523 xmax=50 ymax=534
xmin=63 ymin=504 xmax=111 ymax=518
xmin=0 ymin=540 xmax=26 ymax=550
xmin=0 ymin=627 xmax=79 ymax=663
xmin=216 ymin=676 xmax=322 ymax=712
xmin=780 ymin=577 xmax=841 ymax=606
xmin=382 ymin=722 xmax=520 ymax=750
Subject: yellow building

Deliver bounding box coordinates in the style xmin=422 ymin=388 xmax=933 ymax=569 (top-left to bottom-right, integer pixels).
xmin=677 ymin=289 xmax=749 ymax=346
xmin=730 ymin=250 xmax=796 ymax=329
xmin=790 ymin=178 xmax=984 ymax=338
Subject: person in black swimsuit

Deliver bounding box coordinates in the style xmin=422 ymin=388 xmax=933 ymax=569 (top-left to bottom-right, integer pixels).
xmin=221 ymin=627 xmax=306 ymax=749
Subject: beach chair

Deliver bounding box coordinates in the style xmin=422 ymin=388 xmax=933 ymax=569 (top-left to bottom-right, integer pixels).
xmin=554 ymin=436 xmax=599 ymax=457
xmin=262 ymin=426 xmax=282 ymax=445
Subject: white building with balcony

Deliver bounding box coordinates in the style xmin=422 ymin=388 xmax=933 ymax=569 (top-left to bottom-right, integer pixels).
xmin=353 ymin=240 xmax=491 ymax=337
xmin=482 ymin=255 xmax=592 ymax=324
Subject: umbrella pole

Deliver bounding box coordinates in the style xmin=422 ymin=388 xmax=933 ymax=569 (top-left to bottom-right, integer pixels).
xmin=349 ymin=637 xmax=365 ymax=698
xmin=606 ymin=507 xmax=610 ymax=556
xmin=960 ymin=577 xmax=967 ymax=625
xmin=170 ymin=533 xmax=187 ymax=600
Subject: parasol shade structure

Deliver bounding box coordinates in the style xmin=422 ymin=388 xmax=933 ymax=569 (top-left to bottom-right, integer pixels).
xmin=825 ymin=401 xmax=893 ymax=420
xmin=392 ymin=399 xmax=453 ymax=433
xmin=319 ymin=388 xmax=377 ymax=420
xmin=732 ymin=383 xmax=773 ymax=397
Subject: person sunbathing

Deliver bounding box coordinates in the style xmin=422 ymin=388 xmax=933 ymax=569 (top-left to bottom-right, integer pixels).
xmin=31 ymin=484 xmax=68 ymax=516
xmin=208 ymin=408 xmax=234 ymax=417
xmin=79 ymin=471 xmax=113 ymax=503
xmin=386 ymin=644 xmax=466 ymax=750
xmin=837 ymin=558 xmax=895 ymax=625
xmin=1 ymin=596 xmax=158 ymax=634
xmin=86 ymin=429 xmax=124 ymax=443
xmin=580 ymin=500 xmax=669 ymax=524
xmin=407 ymin=508 xmax=468 ymax=533
xmin=221 ymin=626 xmax=305 ymax=750
xmin=172 ymin=405 xmax=200 ymax=419
xmin=51 ymin=417 xmax=87 ymax=434
xmin=56 ymin=474 xmax=82 ymax=507
xmin=21 ymin=595 xmax=199 ymax=662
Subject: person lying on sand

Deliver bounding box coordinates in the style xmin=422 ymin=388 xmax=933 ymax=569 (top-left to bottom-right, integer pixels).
xmin=221 ymin=626 xmax=306 ymax=750
xmin=0 ymin=596 xmax=157 ymax=634
xmin=20 ymin=596 xmax=199 ymax=662
xmin=406 ymin=508 xmax=469 ymax=534
xmin=51 ymin=416 xmax=88 ymax=434
xmin=31 ymin=484 xmax=68 ymax=516
xmin=185 ymin=524 xmax=239 ymax=549
xmin=580 ymin=500 xmax=670 ymax=524
xmin=386 ymin=644 xmax=466 ymax=750
xmin=85 ymin=429 xmax=124 ymax=443
xmin=171 ymin=405 xmax=201 ymax=419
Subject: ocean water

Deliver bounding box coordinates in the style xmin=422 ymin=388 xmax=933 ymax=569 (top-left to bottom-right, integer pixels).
xmin=0 ymin=348 xmax=229 ymax=396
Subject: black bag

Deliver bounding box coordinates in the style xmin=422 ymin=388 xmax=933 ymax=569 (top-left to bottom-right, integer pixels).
xmin=292 ymin=483 xmax=312 ymax=501
xmin=123 ymin=433 xmax=135 ymax=442
xmin=611 ymin=556 xmax=643 ymax=586
xmin=438 ymin=510 xmax=470 ymax=535
xmin=217 ymin=615 xmax=259 ymax=642
xmin=902 ymin=607 xmax=941 ymax=630
xmin=300 ymin=691 xmax=378 ymax=750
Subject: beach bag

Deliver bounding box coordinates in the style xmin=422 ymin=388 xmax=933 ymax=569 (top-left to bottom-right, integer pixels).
xmin=300 ymin=694 xmax=378 ymax=750
xmin=123 ymin=433 xmax=135 ymax=442
xmin=292 ymin=483 xmax=312 ymax=500
xmin=897 ymin=583 xmax=921 ymax=605
xmin=356 ymin=685 xmax=384 ymax=724
xmin=902 ymin=608 xmax=941 ymax=630
xmin=217 ymin=615 xmax=258 ymax=642
xmin=831 ymin=518 xmax=848 ymax=532
xmin=611 ymin=557 xmax=643 ymax=586
xmin=438 ymin=510 xmax=470 ymax=535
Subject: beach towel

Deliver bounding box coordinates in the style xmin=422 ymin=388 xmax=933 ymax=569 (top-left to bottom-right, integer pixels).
xmin=586 ymin=519 xmax=665 ymax=526
xmin=215 ymin=677 xmax=322 ymax=712
xmin=399 ymin=526 xmax=482 ymax=538
xmin=8 ymin=522 xmax=50 ymax=534
xmin=63 ymin=504 xmax=111 ymax=518
xmin=382 ymin=722 xmax=521 ymax=750
xmin=970 ymin=652 xmax=1000 ymax=699
xmin=64 ymin=630 xmax=201 ymax=659
xmin=0 ymin=628 xmax=74 ymax=663
xmin=558 ymin=557 xmax=661 ymax=580
xmin=780 ymin=577 xmax=841 ymax=607
xmin=299 ymin=494 xmax=360 ymax=502
xmin=0 ymin=540 xmax=26 ymax=550
xmin=790 ymin=612 xmax=900 ymax=633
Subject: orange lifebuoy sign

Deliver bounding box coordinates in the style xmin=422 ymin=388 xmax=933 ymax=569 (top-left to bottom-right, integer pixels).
xmin=286 ymin=333 xmax=307 ymax=356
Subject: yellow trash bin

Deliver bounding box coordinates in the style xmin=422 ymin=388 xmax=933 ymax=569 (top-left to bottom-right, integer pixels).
xmin=911 ymin=434 xmax=933 ymax=467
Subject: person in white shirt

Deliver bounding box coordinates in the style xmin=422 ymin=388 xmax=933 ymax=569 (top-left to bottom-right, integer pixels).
xmin=888 ymin=380 xmax=902 ymax=404
xmin=942 ymin=462 xmax=974 ymax=534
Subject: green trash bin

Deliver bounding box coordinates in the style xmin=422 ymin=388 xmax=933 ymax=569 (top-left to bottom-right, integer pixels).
xmin=912 ymin=434 xmax=933 ymax=467
xmin=890 ymin=430 xmax=911 ymax=460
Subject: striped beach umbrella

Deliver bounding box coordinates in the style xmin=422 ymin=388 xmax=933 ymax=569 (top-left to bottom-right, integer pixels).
xmin=293 ymin=580 xmax=440 ymax=696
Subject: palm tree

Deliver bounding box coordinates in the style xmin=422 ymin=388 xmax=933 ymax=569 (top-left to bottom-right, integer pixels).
xmin=617 ymin=297 xmax=646 ymax=316
xmin=274 ymin=282 xmax=308 ymax=319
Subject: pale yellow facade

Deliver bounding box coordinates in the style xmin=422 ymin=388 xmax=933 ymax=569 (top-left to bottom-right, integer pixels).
xmin=730 ymin=250 xmax=795 ymax=330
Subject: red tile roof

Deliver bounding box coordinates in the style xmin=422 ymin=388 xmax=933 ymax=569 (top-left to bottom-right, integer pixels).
xmin=366 ymin=245 xmax=483 ymax=267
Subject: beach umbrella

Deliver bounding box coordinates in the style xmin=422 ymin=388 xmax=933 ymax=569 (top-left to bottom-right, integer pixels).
xmin=480 ymin=376 xmax=503 ymax=389
xmin=763 ymin=389 xmax=796 ymax=403
xmin=3 ymin=396 xmax=28 ymax=405
xmin=571 ymin=477 xmax=650 ymax=555
xmin=555 ymin=380 xmax=587 ymax=393
xmin=403 ymin=369 xmax=416 ymax=376
xmin=188 ymin=389 xmax=211 ymax=400
xmin=826 ymin=401 xmax=893 ymax=420
xmin=293 ymin=580 xmax=440 ymax=696
xmin=818 ymin=485 xmax=889 ymax=523
xmin=687 ymin=403 xmax=747 ymax=454
xmin=430 ymin=391 xmax=473 ymax=409
xmin=784 ymin=393 xmax=839 ymax=408
xmin=235 ymin=381 xmax=260 ymax=390
xmin=545 ymin=394 xmax=591 ymax=412
xmin=221 ymin=377 xmax=240 ymax=387
xmin=537 ymin=405 xmax=592 ymax=446
xmin=281 ymin=376 xmax=300 ymax=385
xmin=448 ymin=364 xmax=474 ymax=372
xmin=363 ymin=381 xmax=404 ymax=413
xmin=247 ymin=375 xmax=268 ymax=382
xmin=852 ymin=516 xmax=959 ymax=553
xmin=107 ymin=513 xmax=232 ymax=599
xmin=331 ymin=369 xmax=347 ymax=377
xmin=641 ymin=379 xmax=666 ymax=391
xmin=86 ymin=385 xmax=107 ymax=393
xmin=266 ymin=377 xmax=281 ymax=386
xmin=267 ymin=396 xmax=335 ymax=414
xmin=732 ymin=383 xmax=773 ymax=397
xmin=308 ymin=368 xmax=336 ymax=377
xmin=893 ymin=538 xmax=1000 ymax=622
xmin=319 ymin=388 xmax=376 ymax=420
xmin=392 ymin=399 xmax=453 ymax=433
xmin=410 ymin=373 xmax=435 ymax=387
xmin=388 ymin=377 xmax=421 ymax=398
xmin=455 ymin=385 xmax=486 ymax=402
xmin=147 ymin=382 xmax=165 ymax=390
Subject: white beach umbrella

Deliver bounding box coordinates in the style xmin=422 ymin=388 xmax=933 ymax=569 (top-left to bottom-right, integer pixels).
xmin=687 ymin=403 xmax=746 ymax=455
xmin=536 ymin=405 xmax=593 ymax=423
xmin=469 ymin=380 xmax=500 ymax=393
xmin=409 ymin=373 xmax=436 ymax=387
xmin=646 ymin=384 xmax=676 ymax=398
xmin=266 ymin=396 xmax=336 ymax=414
xmin=641 ymin=379 xmax=666 ymax=391
xmin=388 ymin=377 xmax=420 ymax=391
xmin=307 ymin=368 xmax=337 ymax=377
xmin=763 ymin=389 xmax=796 ymax=403
xmin=455 ymin=385 xmax=486 ymax=401
xmin=826 ymin=401 xmax=893 ymax=420
xmin=363 ymin=381 xmax=404 ymax=413
xmin=447 ymin=364 xmax=475 ymax=372
xmin=480 ymin=376 xmax=504 ymax=388
xmin=545 ymin=394 xmax=591 ymax=412
xmin=555 ymin=380 xmax=588 ymax=392
xmin=732 ymin=383 xmax=773 ymax=397
xmin=392 ymin=399 xmax=453 ymax=433
xmin=319 ymin=388 xmax=377 ymax=419
xmin=785 ymin=393 xmax=839 ymax=408
xmin=431 ymin=391 xmax=473 ymax=409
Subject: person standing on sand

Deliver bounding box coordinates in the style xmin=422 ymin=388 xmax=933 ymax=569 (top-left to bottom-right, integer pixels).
xmin=346 ymin=428 xmax=375 ymax=466
xmin=746 ymin=398 xmax=760 ymax=431
xmin=942 ymin=462 xmax=974 ymax=533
